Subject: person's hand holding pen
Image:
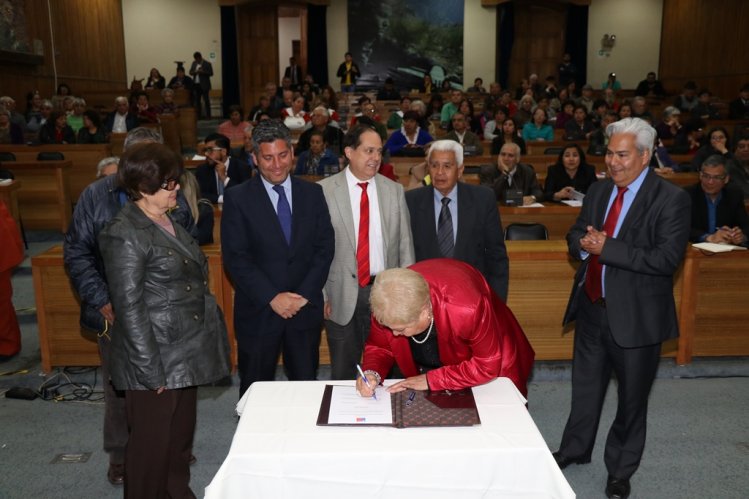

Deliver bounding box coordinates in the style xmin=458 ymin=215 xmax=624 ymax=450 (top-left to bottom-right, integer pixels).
xmin=355 ymin=364 xmax=378 ymax=399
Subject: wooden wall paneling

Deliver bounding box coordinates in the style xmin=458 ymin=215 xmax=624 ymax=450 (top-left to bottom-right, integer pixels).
xmin=659 ymin=0 xmax=749 ymax=100
xmin=236 ymin=5 xmax=279 ymax=117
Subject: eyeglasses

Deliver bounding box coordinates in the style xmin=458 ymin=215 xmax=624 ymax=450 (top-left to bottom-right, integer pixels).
xmin=160 ymin=178 xmax=179 ymax=191
xmin=710 ymin=135 xmax=726 ymax=141
xmin=205 ymin=147 xmax=226 ymax=153
xmin=700 ymin=172 xmax=727 ymax=182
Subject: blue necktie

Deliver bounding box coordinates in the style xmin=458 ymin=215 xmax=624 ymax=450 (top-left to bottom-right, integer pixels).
xmin=273 ymin=184 xmax=292 ymax=244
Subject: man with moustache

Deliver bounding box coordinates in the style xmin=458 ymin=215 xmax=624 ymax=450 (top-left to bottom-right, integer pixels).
xmin=195 ymin=133 xmax=252 ymax=204
xmin=318 ymin=124 xmax=414 ymax=380
xmin=221 ymin=120 xmax=334 ymax=397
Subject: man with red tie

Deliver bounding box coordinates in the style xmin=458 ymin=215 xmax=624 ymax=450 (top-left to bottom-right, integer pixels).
xmin=319 ymin=124 xmax=414 ymax=380
xmin=554 ymin=118 xmax=690 ymax=499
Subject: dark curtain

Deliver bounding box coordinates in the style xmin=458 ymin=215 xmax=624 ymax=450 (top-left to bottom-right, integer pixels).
xmin=497 ymin=2 xmax=514 ymax=90
xmin=307 ymin=4 xmax=329 ymax=87
xmin=564 ymin=5 xmax=588 ymax=89
xmin=220 ymin=6 xmax=240 ymax=117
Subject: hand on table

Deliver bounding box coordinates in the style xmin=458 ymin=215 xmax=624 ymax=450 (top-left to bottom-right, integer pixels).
xmin=386 ymin=374 xmax=428 ymax=393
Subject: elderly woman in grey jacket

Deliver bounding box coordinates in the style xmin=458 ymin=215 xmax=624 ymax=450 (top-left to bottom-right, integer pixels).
xmin=99 ymin=143 xmax=230 ymax=499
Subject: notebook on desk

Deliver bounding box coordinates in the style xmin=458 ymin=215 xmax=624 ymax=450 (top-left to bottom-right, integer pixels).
xmin=316 ymin=385 xmax=481 ymax=428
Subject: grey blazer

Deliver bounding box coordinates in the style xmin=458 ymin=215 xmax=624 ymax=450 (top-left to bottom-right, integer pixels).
xmin=318 ymin=170 xmax=415 ymax=325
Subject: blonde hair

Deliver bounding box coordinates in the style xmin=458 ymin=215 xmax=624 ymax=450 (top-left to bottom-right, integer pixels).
xmin=179 ymin=170 xmax=201 ymax=223
xmin=370 ymin=268 xmax=430 ymax=325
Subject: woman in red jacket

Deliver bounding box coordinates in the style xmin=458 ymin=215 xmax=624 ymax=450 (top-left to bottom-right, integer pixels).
xmin=0 ymin=200 xmax=24 ymax=358
xmin=357 ymin=259 xmax=534 ymax=397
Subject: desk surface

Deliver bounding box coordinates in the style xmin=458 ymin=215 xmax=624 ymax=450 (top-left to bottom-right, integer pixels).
xmin=205 ymin=379 xmax=575 ymax=499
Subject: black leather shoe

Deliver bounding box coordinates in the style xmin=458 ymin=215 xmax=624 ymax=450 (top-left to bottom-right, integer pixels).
xmin=107 ymin=463 xmax=124 ymax=485
xmin=605 ymin=476 xmax=631 ymax=499
xmin=552 ymin=451 xmax=591 ymax=469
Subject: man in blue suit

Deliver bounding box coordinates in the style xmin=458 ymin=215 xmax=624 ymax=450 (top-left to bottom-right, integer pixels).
xmin=221 ymin=120 xmax=335 ymax=397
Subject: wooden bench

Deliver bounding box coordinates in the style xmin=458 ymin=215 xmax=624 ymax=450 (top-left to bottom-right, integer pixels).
xmin=0 ymin=144 xmax=112 ymax=202
xmin=10 ymin=161 xmax=72 ymax=232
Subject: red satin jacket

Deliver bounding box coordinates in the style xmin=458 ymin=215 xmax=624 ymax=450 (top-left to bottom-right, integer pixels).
xmin=363 ymin=259 xmax=535 ymax=397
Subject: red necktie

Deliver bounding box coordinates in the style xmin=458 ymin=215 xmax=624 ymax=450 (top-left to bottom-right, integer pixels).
xmin=584 ymin=186 xmax=628 ymax=302
xmin=356 ymin=182 xmax=370 ymax=287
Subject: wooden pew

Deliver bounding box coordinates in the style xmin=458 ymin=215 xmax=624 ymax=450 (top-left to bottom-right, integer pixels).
xmin=0 ymin=179 xmax=21 ymax=226
xmin=11 ymin=161 xmax=72 ymax=232
xmin=0 ymin=144 xmax=112 ymax=202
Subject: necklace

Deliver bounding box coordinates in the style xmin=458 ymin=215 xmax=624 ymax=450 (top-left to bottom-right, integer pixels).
xmin=410 ymin=315 xmax=434 ymax=344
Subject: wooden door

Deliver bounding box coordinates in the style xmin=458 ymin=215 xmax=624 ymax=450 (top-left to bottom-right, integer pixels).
xmin=235 ymin=5 xmax=279 ymax=117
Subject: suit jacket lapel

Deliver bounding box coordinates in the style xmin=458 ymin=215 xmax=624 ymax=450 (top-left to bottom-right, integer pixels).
xmin=332 ymin=171 xmax=357 ymax=250
xmin=250 ymin=175 xmax=290 ymax=249
xmin=374 ymin=175 xmax=391 ymax=257
xmin=454 ymin=183 xmax=473 ymax=258
xmin=617 ymin=169 xmax=657 ymax=238
xmin=420 ymin=186 xmax=439 ymax=253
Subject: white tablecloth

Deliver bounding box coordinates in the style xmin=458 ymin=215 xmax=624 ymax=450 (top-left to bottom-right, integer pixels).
xmin=204 ymin=378 xmax=575 ymax=499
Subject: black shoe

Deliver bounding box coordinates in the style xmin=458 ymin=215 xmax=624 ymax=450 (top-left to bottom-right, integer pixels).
xmin=605 ymin=476 xmax=631 ymax=499
xmin=552 ymin=451 xmax=591 ymax=469
xmin=107 ymin=463 xmax=124 ymax=485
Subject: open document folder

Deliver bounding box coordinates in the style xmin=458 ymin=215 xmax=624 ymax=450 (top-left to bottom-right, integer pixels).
xmin=316 ymin=384 xmax=481 ymax=428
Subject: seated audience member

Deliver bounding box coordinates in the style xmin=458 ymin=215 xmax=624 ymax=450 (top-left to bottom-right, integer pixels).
xmin=601 ymin=72 xmax=621 ymax=91
xmin=195 ymin=133 xmax=251 ymax=203
xmin=565 ymin=81 xmax=579 ymax=100
xmin=419 ymin=74 xmax=434 ymax=94
xmin=168 ymin=66 xmax=194 ymax=91
xmin=467 ymin=77 xmax=486 ymax=94
xmin=535 ymin=96 xmax=556 ymax=123
xmin=544 ymin=144 xmax=598 ymax=201
xmin=0 ymin=110 xmax=23 ymax=144
xmin=235 ymin=125 xmax=256 ymax=172
xmin=479 ymin=142 xmax=543 ymax=205
xmin=693 ymin=89 xmax=721 ymax=120
xmin=513 ymin=95 xmax=534 ymax=128
xmin=576 ymin=84 xmax=595 ymax=113
xmin=145 ymin=68 xmax=166 ymax=90
xmin=655 ymin=106 xmax=684 ymax=140
xmin=441 ymin=79 xmax=454 ymax=92
xmin=685 ymin=155 xmax=748 ymax=246
xmin=27 ymin=97 xmax=52 ymax=133
xmin=543 ymin=76 xmax=559 ymax=99
xmin=356 ymin=261 xmax=534 ymax=398
xmin=515 ymin=77 xmax=531 ymax=101
xmin=77 ymin=110 xmax=107 ymax=144
xmin=555 ymin=99 xmax=576 ymax=130
xmin=618 ymin=101 xmax=633 ymax=119
xmin=728 ymin=84 xmax=749 ymax=120
xmin=105 ymin=96 xmax=138 ymax=133
xmin=491 ymin=118 xmax=527 ymax=155
xmin=522 ymin=108 xmax=554 ymax=141
xmin=588 ymin=111 xmax=619 ymax=156
xmin=529 ymin=74 xmax=544 ymax=100
xmin=386 ymin=96 xmax=412 ymax=129
xmin=355 ymin=105 xmax=387 ymax=142
xmin=673 ymin=81 xmax=699 ymax=113
xmin=312 ymin=85 xmax=340 ymax=123
xmin=66 ymin=98 xmax=86 ymax=134
xmin=409 ymin=99 xmax=435 ymax=136
xmin=297 ymin=106 xmax=345 ymax=155
xmin=218 ymin=105 xmax=250 ymax=143
xmin=385 ymin=111 xmax=433 ymax=157
xmin=39 ymin=112 xmax=75 ymax=144
xmin=635 ymin=71 xmax=666 ymax=98
xmin=155 ymin=88 xmax=179 ymax=116
xmin=132 ymin=92 xmax=158 ymax=124
xmin=483 ymin=82 xmax=503 ymax=117
xmin=427 ymin=94 xmax=443 ymax=121
xmin=440 ymin=89 xmax=463 ymax=127
xmin=602 ymin=88 xmax=620 ymax=113
xmin=294 ymin=130 xmax=339 ymax=176
xmin=0 ymin=96 xmax=26 ymax=133
xmin=690 ymin=127 xmax=734 ymax=172
xmin=483 ymin=107 xmax=510 ymax=141
xmin=589 ymin=99 xmax=609 ymax=128
xmin=299 ymin=82 xmax=317 ymax=110
xmin=96 ymin=156 xmax=119 ymax=178
xmin=727 ymin=134 xmax=749 ymax=199
xmin=180 ymin=170 xmax=214 ymax=245
xmin=453 ymin=99 xmax=483 ymax=137
xmin=281 ymin=95 xmax=309 ymax=130
xmin=263 ymin=82 xmax=284 ymax=118
xmin=377 ymin=77 xmax=401 ymax=101
xmin=25 ymin=91 xmax=43 ymax=124
xmin=445 ymin=112 xmax=483 ymax=156
xmin=564 ymin=105 xmax=595 ymax=141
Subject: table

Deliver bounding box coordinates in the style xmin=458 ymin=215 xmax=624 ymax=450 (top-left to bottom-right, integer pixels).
xmin=204 ymin=379 xmax=575 ymax=499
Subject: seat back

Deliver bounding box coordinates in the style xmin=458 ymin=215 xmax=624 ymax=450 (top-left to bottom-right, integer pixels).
xmin=543 ymin=147 xmax=564 ymax=155
xmin=37 ymin=151 xmax=65 ymax=161
xmin=0 ymin=168 xmax=14 ymax=180
xmin=0 ymin=152 xmax=17 ymax=162
xmin=504 ymin=223 xmax=549 ymax=241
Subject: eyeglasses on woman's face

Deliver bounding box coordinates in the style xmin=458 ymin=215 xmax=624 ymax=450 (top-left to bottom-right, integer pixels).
xmin=160 ymin=178 xmax=180 ymax=191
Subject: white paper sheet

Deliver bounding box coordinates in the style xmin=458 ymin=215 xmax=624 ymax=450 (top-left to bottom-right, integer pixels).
xmin=327 ymin=385 xmax=392 ymax=425
xmin=692 ymin=242 xmax=747 ymax=252
xmin=561 ymin=200 xmax=582 ymax=207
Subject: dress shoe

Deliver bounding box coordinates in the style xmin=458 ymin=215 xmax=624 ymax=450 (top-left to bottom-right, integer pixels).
xmin=107 ymin=463 xmax=124 ymax=485
xmin=605 ymin=476 xmax=631 ymax=499
xmin=551 ymin=451 xmax=591 ymax=469
xmin=189 ymin=454 xmax=197 ymax=465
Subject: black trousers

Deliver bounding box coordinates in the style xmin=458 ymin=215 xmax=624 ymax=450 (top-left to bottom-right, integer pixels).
xmin=558 ymin=298 xmax=661 ymax=480
xmin=193 ymin=86 xmax=211 ymax=119
xmin=325 ymin=284 xmax=373 ymax=380
xmin=98 ymin=334 xmax=128 ymax=465
xmin=125 ymin=387 xmax=197 ymax=499
xmin=237 ymin=322 xmax=321 ymax=398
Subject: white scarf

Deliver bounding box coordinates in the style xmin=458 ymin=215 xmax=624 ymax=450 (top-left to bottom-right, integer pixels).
xmin=400 ymin=126 xmax=420 ymax=145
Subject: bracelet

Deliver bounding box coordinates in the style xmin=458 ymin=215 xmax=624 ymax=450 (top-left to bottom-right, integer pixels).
xmin=363 ymin=370 xmax=382 ymax=385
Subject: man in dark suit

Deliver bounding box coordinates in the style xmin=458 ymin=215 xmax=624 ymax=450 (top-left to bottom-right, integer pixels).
xmin=283 ymin=57 xmax=303 ymax=90
xmin=406 ymin=140 xmax=509 ymax=301
xmin=103 ymin=96 xmax=138 ymax=134
xmin=189 ymin=51 xmax=213 ymax=119
xmin=195 ymin=133 xmax=252 ymax=204
xmin=554 ymin=118 xmax=691 ymax=499
xmin=221 ymin=120 xmax=335 ymax=397
xmin=685 ymin=154 xmax=748 ymax=245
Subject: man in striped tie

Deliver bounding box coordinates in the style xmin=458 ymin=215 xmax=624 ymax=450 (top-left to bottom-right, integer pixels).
xmin=555 ymin=118 xmax=691 ymax=499
xmin=319 ymin=124 xmax=414 ymax=380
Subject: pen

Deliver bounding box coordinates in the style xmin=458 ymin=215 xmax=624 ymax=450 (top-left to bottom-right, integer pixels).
xmin=356 ymin=364 xmax=377 ymax=400
xmin=406 ymin=390 xmax=416 ymax=407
